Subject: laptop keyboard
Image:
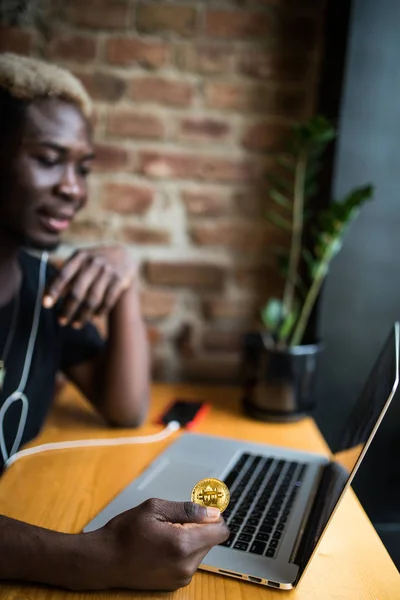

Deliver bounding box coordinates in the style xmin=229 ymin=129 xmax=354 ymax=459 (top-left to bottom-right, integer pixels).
xmin=220 ymin=453 xmax=307 ymax=558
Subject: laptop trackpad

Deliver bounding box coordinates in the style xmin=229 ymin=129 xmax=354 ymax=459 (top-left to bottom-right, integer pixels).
xmin=137 ymin=460 xmax=215 ymax=502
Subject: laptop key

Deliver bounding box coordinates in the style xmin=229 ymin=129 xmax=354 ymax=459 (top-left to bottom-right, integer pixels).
xmin=259 ymin=525 xmax=272 ymax=534
xmin=267 ymin=510 xmax=279 ymax=519
xmin=273 ymin=531 xmax=282 ymax=539
xmin=229 ymin=525 xmax=240 ymax=533
xmin=242 ymin=525 xmax=256 ymax=534
xmin=269 ymin=539 xmax=279 ymax=548
xmin=265 ymin=548 xmax=276 ymax=558
xmin=234 ymin=541 xmax=249 ymax=551
xmin=247 ymin=518 xmax=260 ymax=527
xmin=238 ymin=533 xmax=252 ymax=543
xmin=255 ymin=532 xmax=270 ymax=542
xmin=250 ymin=541 xmax=266 ymax=555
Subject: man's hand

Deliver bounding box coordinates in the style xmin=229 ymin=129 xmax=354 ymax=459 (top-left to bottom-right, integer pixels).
xmin=86 ymin=499 xmax=230 ymax=591
xmin=44 ymin=244 xmax=149 ymax=428
xmin=0 ymin=501 xmax=229 ymax=592
xmin=43 ymin=245 xmax=136 ymax=327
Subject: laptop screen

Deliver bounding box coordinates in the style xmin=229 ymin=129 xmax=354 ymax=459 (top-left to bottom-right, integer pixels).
xmin=297 ymin=322 xmax=399 ymax=579
xmin=334 ymin=322 xmax=399 ymax=468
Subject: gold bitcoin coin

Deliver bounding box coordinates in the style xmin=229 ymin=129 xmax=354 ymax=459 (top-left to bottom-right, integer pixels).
xmin=191 ymin=478 xmax=230 ymax=513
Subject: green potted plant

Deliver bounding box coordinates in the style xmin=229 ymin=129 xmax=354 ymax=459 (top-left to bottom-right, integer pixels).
xmin=242 ymin=116 xmax=373 ymax=422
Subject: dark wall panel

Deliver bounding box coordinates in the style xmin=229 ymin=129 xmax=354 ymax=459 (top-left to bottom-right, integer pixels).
xmin=315 ymin=0 xmax=400 ymax=525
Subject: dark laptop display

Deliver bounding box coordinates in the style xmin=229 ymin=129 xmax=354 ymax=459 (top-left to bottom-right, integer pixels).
xmin=295 ymin=323 xmax=399 ymax=581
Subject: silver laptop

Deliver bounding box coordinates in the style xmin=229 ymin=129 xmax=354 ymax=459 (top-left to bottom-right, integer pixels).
xmin=84 ymin=322 xmax=399 ymax=590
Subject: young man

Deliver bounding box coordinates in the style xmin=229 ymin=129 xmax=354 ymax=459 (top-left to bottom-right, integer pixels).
xmin=0 ymin=53 xmax=228 ymax=592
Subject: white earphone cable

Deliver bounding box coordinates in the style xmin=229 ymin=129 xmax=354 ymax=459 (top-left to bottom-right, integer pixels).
xmin=18 ymin=252 xmax=48 ymax=393
xmin=0 ymin=252 xmax=49 ymax=464
xmin=0 ymin=252 xmax=180 ymax=471
xmin=4 ymin=420 xmax=180 ymax=469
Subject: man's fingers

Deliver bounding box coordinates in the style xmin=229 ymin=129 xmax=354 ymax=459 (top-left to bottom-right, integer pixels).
xmin=180 ymin=502 xmax=222 ymax=524
xmin=144 ymin=499 xmax=222 ymax=525
xmin=155 ymin=499 xmax=230 ymax=550
xmin=43 ymin=252 xmax=87 ymax=308
xmin=71 ymin=270 xmax=111 ymax=327
xmin=94 ymin=275 xmax=125 ymax=316
xmin=57 ymin=262 xmax=103 ymax=325
xmin=142 ymin=499 xmax=229 ymax=567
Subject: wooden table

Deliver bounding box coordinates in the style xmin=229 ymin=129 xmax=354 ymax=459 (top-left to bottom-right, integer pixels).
xmin=0 ymin=384 xmax=398 ymax=599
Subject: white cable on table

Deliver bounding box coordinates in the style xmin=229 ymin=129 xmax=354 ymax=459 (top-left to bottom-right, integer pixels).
xmin=4 ymin=420 xmax=180 ymax=469
xmin=0 ymin=251 xmax=180 ymax=471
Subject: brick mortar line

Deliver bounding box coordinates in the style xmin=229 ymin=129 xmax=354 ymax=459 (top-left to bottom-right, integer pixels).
xmin=100 ymin=136 xmax=279 ymax=156
xmin=93 ymin=174 xmax=261 ymax=193
xmin=67 ymin=62 xmax=315 ymax=91
xmin=92 ymin=137 xmax=283 ymax=155
xmin=100 ymin=103 xmax=298 ymax=127
xmin=92 ymin=98 xmax=312 ymax=119
xmin=87 ymin=209 xmax=279 ymax=229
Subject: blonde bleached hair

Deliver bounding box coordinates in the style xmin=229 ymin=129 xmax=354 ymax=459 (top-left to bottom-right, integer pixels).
xmin=0 ymin=52 xmax=92 ymax=118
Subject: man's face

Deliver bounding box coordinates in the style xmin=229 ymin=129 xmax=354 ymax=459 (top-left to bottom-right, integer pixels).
xmin=0 ymin=98 xmax=94 ymax=250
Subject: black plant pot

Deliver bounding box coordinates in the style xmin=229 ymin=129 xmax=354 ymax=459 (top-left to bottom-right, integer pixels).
xmin=241 ymin=331 xmax=323 ymax=423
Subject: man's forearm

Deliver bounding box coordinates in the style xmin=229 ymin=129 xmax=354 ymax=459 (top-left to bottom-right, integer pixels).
xmin=100 ymin=282 xmax=150 ymax=427
xmin=0 ymin=514 xmax=107 ymax=590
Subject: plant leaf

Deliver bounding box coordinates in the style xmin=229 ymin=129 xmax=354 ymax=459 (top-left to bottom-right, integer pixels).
xmin=326 ymin=237 xmax=343 ymax=259
xmin=261 ymin=298 xmax=285 ymax=332
xmin=266 ymin=211 xmax=292 ymax=231
xmin=293 ymin=115 xmax=336 ymax=146
xmin=269 ymin=188 xmax=292 ymax=210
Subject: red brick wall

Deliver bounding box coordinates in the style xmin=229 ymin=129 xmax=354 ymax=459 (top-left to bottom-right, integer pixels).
xmin=0 ymin=0 xmax=325 ymax=382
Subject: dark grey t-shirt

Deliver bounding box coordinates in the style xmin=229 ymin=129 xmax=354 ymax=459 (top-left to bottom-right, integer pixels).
xmin=0 ymin=251 xmax=104 ymax=472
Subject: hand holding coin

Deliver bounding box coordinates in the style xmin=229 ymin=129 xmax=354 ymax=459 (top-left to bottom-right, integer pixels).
xmin=191 ymin=478 xmax=230 ymax=514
